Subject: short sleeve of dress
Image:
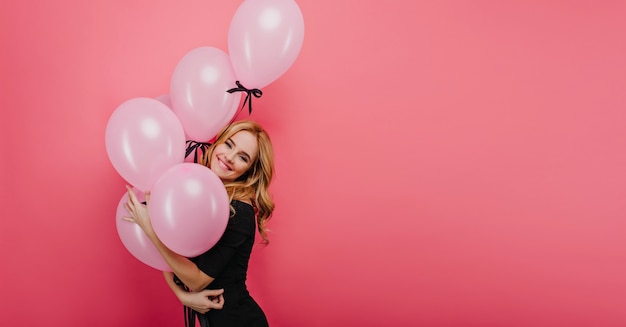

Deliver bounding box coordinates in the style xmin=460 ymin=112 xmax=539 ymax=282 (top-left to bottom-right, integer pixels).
xmin=191 ymin=201 xmax=255 ymax=279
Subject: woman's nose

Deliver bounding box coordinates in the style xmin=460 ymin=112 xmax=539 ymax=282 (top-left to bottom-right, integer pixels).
xmin=225 ymin=152 xmax=235 ymax=162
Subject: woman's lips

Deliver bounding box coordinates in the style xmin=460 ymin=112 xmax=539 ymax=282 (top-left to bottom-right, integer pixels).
xmin=217 ymin=157 xmax=232 ymax=171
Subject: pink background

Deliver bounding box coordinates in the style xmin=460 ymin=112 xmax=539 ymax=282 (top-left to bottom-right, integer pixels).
xmin=2 ymin=1 xmax=626 ymax=326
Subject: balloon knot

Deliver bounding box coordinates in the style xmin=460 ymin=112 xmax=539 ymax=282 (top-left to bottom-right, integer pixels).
xmin=185 ymin=140 xmax=211 ymax=163
xmin=227 ymin=81 xmax=263 ymax=115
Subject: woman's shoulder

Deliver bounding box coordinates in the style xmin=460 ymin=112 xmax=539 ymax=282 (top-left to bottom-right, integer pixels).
xmin=231 ymin=198 xmax=253 ymax=207
xmin=231 ymin=199 xmax=255 ymax=215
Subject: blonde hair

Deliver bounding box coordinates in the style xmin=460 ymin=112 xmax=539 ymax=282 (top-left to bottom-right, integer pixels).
xmin=200 ymin=120 xmax=275 ymax=243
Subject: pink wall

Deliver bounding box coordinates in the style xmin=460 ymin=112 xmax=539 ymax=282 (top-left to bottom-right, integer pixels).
xmin=2 ymin=1 xmax=626 ymax=326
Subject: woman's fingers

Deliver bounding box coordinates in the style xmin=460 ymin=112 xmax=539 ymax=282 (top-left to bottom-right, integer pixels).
xmin=124 ymin=202 xmax=132 ymax=212
xmin=145 ymin=191 xmax=151 ymax=205
xmin=125 ymin=185 xmax=140 ymax=205
xmin=214 ymin=295 xmax=224 ymax=309
xmin=200 ymin=289 xmax=224 ymax=297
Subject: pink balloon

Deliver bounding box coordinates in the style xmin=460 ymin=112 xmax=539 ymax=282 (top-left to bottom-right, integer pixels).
xmin=156 ymin=93 xmax=196 ymax=162
xmin=105 ymin=98 xmax=186 ymax=191
xmin=228 ymin=0 xmax=305 ymax=90
xmin=149 ymin=163 xmax=229 ymax=257
xmin=170 ymin=47 xmax=242 ymax=142
xmin=116 ymin=188 xmax=171 ymax=271
xmin=155 ymin=94 xmax=172 ymax=109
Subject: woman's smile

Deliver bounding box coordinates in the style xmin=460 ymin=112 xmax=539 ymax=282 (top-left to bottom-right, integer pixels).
xmin=217 ymin=157 xmax=232 ymax=171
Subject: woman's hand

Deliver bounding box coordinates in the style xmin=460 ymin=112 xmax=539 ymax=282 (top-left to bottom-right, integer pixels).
xmin=179 ymin=289 xmax=225 ymax=314
xmin=122 ymin=185 xmax=154 ymax=236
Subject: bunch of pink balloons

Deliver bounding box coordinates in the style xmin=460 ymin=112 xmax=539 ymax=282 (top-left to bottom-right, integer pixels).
xmin=105 ymin=99 xmax=230 ymax=271
xmin=170 ymin=0 xmax=305 ymax=144
xmin=106 ymin=0 xmax=304 ymax=271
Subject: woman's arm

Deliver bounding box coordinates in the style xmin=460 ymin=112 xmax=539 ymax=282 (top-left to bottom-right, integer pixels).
xmin=123 ymin=186 xmax=214 ymax=291
xmin=163 ymin=272 xmax=224 ymax=314
xmin=163 ymin=271 xmax=189 ymax=301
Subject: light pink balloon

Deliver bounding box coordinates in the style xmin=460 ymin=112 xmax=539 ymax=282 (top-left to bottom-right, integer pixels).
xmin=116 ymin=188 xmax=171 ymax=271
xmin=170 ymin=47 xmax=242 ymax=142
xmin=228 ymin=0 xmax=305 ymax=90
xmin=156 ymin=93 xmax=196 ymax=162
xmin=149 ymin=163 xmax=229 ymax=257
xmin=105 ymin=97 xmax=186 ymax=191
xmin=155 ymin=94 xmax=172 ymax=109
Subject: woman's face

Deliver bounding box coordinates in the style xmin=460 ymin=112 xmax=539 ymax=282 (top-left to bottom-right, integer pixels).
xmin=210 ymin=130 xmax=259 ymax=182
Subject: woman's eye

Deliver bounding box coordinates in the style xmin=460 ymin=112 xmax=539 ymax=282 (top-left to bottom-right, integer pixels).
xmin=225 ymin=141 xmax=232 ymax=148
xmin=239 ymin=155 xmax=248 ymax=163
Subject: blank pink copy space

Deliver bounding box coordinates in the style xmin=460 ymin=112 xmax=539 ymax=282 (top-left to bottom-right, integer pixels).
xmin=1 ymin=1 xmax=625 ymax=326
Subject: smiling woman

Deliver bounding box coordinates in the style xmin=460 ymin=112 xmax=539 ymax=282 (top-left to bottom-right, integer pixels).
xmin=201 ymin=120 xmax=275 ymax=244
xmin=123 ymin=120 xmax=276 ymax=327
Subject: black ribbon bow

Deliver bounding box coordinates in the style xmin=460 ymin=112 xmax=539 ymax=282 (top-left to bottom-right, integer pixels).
xmin=185 ymin=140 xmax=211 ymax=163
xmin=227 ymin=80 xmax=263 ymax=115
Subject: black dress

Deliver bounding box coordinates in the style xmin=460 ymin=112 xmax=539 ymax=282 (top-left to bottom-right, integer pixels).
xmin=180 ymin=200 xmax=268 ymax=327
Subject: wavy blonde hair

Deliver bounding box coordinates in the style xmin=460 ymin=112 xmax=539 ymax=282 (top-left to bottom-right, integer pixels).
xmin=200 ymin=120 xmax=275 ymax=244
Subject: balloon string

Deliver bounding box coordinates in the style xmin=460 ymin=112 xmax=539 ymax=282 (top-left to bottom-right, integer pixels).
xmin=185 ymin=140 xmax=211 ymax=163
xmin=227 ymin=80 xmax=263 ymax=115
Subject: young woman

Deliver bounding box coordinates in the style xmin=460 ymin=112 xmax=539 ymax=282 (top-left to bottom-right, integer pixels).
xmin=124 ymin=120 xmax=275 ymax=327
